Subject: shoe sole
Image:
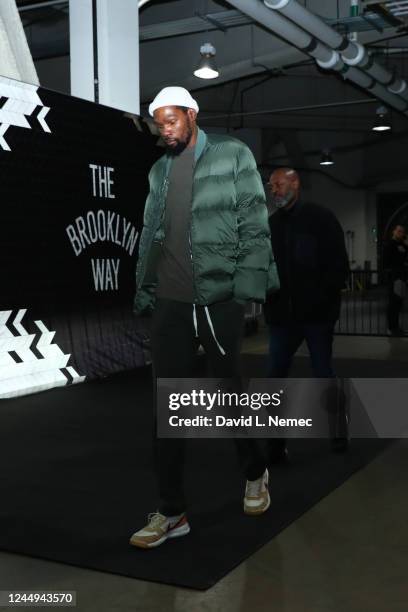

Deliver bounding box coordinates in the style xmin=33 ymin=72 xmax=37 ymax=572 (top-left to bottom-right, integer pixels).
xmin=130 ymin=523 xmax=191 ymax=549
xmin=244 ymin=470 xmax=270 ymax=516
xmin=244 ymin=492 xmax=271 ymax=516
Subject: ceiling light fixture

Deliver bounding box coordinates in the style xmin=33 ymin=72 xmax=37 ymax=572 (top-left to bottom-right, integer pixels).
xmin=372 ymin=105 xmax=391 ymax=132
xmin=320 ymin=149 xmax=334 ymax=166
xmin=194 ymin=43 xmax=219 ymax=79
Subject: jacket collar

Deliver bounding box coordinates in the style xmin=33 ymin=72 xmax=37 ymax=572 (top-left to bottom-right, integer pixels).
xmin=278 ymin=197 xmax=303 ymax=217
xmin=163 ymin=127 xmax=207 ymax=176
xmin=195 ymin=127 xmax=207 ymax=161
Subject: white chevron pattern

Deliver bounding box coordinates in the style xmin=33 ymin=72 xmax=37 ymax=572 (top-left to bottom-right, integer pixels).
xmin=37 ymin=106 xmax=51 ymax=132
xmin=0 ymin=76 xmax=52 ymax=151
xmin=0 ymin=309 xmax=85 ymax=399
xmin=0 ymin=123 xmax=10 ymax=151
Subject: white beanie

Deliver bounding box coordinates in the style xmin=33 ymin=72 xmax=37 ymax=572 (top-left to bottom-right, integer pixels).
xmin=149 ymin=86 xmax=199 ymax=117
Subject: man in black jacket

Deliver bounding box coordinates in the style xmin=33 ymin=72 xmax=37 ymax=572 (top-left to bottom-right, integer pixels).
xmin=265 ymin=167 xmax=349 ymax=456
xmin=383 ymin=224 xmax=408 ymax=336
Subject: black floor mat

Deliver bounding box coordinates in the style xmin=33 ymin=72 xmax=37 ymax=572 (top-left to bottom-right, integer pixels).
xmin=0 ymin=357 xmax=392 ymax=590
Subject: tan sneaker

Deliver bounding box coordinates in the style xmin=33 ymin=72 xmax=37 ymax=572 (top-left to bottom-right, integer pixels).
xmin=244 ymin=469 xmax=270 ymax=515
xmin=129 ymin=512 xmax=190 ymax=549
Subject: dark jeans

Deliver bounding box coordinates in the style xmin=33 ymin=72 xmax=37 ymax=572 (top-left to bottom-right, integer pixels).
xmin=267 ymin=322 xmax=335 ymax=378
xmin=151 ymin=298 xmax=266 ymax=516
xmin=267 ymin=322 xmax=342 ymax=453
xmin=387 ymin=285 xmax=403 ymax=331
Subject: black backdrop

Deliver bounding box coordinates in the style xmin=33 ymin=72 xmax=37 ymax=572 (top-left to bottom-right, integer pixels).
xmin=0 ymin=77 xmax=160 ymax=398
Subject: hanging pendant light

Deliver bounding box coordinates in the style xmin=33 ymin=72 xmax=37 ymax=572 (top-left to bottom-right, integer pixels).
xmin=372 ymin=106 xmax=391 ymax=132
xmin=320 ymin=149 xmax=334 ymax=166
xmin=194 ymin=43 xmax=219 ymax=79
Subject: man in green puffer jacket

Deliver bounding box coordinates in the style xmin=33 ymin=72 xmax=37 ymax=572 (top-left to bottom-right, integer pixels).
xmin=130 ymin=87 xmax=279 ymax=550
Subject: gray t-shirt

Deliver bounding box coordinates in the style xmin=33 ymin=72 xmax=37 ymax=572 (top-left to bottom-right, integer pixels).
xmin=156 ymin=145 xmax=195 ymax=302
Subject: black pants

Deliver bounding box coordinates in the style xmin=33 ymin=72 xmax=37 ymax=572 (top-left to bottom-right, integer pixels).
xmin=387 ymin=284 xmax=403 ymax=331
xmin=151 ymin=298 xmax=266 ymax=516
xmin=267 ymin=322 xmax=335 ymax=378
xmin=267 ymin=322 xmax=347 ymax=452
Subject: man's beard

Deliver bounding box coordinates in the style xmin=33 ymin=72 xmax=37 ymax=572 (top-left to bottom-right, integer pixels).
xmin=272 ymin=190 xmax=296 ymax=209
xmin=166 ymin=124 xmax=193 ymax=156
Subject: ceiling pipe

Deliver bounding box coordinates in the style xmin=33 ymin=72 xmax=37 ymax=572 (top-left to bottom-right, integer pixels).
xmin=199 ymin=98 xmax=378 ymax=122
xmin=18 ymin=0 xmax=68 ymax=11
xmin=226 ymin=0 xmax=408 ymax=113
xmin=20 ymin=0 xmax=151 ymax=12
xmin=264 ymin=0 xmax=408 ymax=103
xmin=316 ymin=49 xmax=407 ymax=112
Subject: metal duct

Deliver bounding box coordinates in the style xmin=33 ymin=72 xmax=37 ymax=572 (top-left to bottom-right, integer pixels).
xmin=316 ymin=50 xmax=407 ymax=111
xmin=18 ymin=0 xmax=68 ymax=11
xmin=264 ymin=0 xmax=408 ymax=103
xmin=226 ymin=0 xmax=408 ymax=113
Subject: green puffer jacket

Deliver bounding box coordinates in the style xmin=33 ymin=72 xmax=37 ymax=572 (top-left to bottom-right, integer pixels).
xmin=134 ymin=128 xmax=279 ymax=314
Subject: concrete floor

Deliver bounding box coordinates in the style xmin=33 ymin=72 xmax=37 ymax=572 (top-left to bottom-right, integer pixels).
xmin=1 ymin=334 xmax=407 ymax=612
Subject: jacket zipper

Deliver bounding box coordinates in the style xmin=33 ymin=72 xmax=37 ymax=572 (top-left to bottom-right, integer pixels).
xmin=285 ymin=220 xmax=293 ymax=317
xmin=189 ymin=233 xmax=197 ymax=303
xmin=136 ymin=175 xmax=168 ymax=292
xmin=189 ymin=155 xmax=200 ymax=304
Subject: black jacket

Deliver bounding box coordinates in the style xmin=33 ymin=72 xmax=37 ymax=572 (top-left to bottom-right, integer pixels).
xmin=383 ymin=239 xmax=408 ymax=282
xmin=264 ymin=200 xmax=349 ymax=324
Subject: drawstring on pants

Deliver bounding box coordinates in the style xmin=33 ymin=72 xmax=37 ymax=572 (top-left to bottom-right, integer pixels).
xmin=204 ymin=306 xmax=226 ymax=356
xmin=192 ymin=304 xmax=226 ymax=355
xmin=193 ymin=304 xmax=198 ymax=337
